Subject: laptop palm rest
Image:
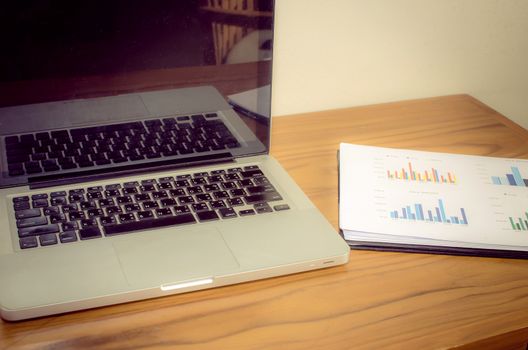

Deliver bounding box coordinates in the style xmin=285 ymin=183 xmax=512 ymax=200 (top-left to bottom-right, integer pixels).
xmin=112 ymin=227 xmax=240 ymax=287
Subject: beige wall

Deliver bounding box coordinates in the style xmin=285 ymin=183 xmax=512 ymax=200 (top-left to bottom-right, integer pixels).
xmin=271 ymin=0 xmax=528 ymax=129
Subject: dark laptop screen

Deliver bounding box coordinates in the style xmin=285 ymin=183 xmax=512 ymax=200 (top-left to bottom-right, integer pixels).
xmin=0 ymin=0 xmax=274 ymax=188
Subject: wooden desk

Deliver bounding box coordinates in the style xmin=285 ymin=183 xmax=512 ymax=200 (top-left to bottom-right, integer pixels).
xmin=2 ymin=95 xmax=528 ymax=349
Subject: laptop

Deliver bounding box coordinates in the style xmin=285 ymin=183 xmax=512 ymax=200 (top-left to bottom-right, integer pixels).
xmin=0 ymin=1 xmax=349 ymax=321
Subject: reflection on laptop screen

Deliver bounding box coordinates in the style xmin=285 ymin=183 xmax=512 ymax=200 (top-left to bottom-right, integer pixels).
xmin=0 ymin=0 xmax=273 ymax=189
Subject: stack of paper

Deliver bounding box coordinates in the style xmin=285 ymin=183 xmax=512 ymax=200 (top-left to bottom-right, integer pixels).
xmin=339 ymin=143 xmax=528 ymax=258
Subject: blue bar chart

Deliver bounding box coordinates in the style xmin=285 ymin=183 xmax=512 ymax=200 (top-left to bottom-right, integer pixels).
xmin=389 ymin=199 xmax=468 ymax=225
xmin=491 ymin=166 xmax=528 ymax=187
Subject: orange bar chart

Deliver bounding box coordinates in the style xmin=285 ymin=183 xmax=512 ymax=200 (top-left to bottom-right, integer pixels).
xmin=387 ymin=162 xmax=456 ymax=184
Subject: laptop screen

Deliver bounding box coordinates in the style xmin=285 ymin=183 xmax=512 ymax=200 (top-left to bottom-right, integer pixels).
xmin=0 ymin=0 xmax=274 ymax=188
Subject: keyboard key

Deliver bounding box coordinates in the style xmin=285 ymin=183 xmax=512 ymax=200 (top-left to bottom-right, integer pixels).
xmin=49 ymin=213 xmax=67 ymax=223
xmin=213 ymin=191 xmax=229 ymax=199
xmin=81 ymin=218 xmax=98 ymax=228
xmin=137 ymin=210 xmax=154 ymax=220
xmin=191 ymin=178 xmax=207 ymax=185
xmin=17 ymin=216 xmax=48 ymax=228
xmin=79 ymin=226 xmax=102 ymax=240
xmin=105 ymin=183 xmax=122 ymax=190
xmin=117 ymin=196 xmax=133 ymax=204
xmin=50 ymin=130 xmax=70 ymax=140
xmin=69 ymin=211 xmax=86 ymax=220
xmin=124 ymin=203 xmax=141 ymax=212
xmin=187 ymin=186 xmax=203 ymax=194
xmin=80 ymin=201 xmax=97 ymax=210
xmin=156 ymin=208 xmax=173 ymax=217
xmin=62 ymin=204 xmax=79 ymax=213
xmin=13 ymin=196 xmax=30 ymax=203
xmin=123 ymin=187 xmax=138 ymax=195
xmin=62 ymin=221 xmax=79 ymax=231
xmin=160 ymin=198 xmax=177 ymax=207
xmin=152 ymin=190 xmax=168 ymax=199
xmin=140 ymin=184 xmax=156 ymax=192
xmin=142 ymin=201 xmax=159 ymax=209
xmin=175 ymin=180 xmax=190 ymax=187
xmin=124 ymin=181 xmax=139 ymax=188
xmin=243 ymin=165 xmax=260 ymax=170
xmin=173 ymin=205 xmax=190 ymax=214
xmin=253 ymin=177 xmax=270 ymax=185
xmin=254 ymin=203 xmax=273 ymax=214
xmin=119 ymin=213 xmax=136 ymax=222
xmin=19 ymin=236 xmax=38 ymax=249
xmin=32 ymin=198 xmax=49 ymax=208
xmin=159 ymin=176 xmax=174 ymax=183
xmin=18 ymin=224 xmax=60 ymax=238
xmin=134 ymin=193 xmax=151 ymax=202
xmin=105 ymin=213 xmax=196 ymax=236
xmin=105 ymin=206 xmax=122 ymax=215
xmin=239 ymin=209 xmax=256 ymax=216
xmin=158 ymin=182 xmax=173 ymax=189
xmin=31 ymin=193 xmax=48 ymax=200
xmin=87 ymin=209 xmax=104 ymax=217
xmin=219 ymin=207 xmax=237 ymax=219
xmin=227 ymin=197 xmax=244 ymax=207
xmin=177 ymin=196 xmax=194 ymax=204
xmin=273 ymin=204 xmax=291 ymax=211
xmin=230 ymin=189 xmax=246 ymax=197
xmin=169 ymin=188 xmax=186 ymax=196
xmin=86 ymin=191 xmax=103 ymax=200
xmin=99 ymin=198 xmax=116 ymax=207
xmin=238 ymin=179 xmax=253 ymax=187
xmin=60 ymin=231 xmax=78 ymax=243
xmin=196 ymin=210 xmax=219 ymax=222
xmin=44 ymin=206 xmax=60 ymax=215
xmin=8 ymin=165 xmax=25 ymax=176
xmin=195 ymin=194 xmax=211 ymax=202
xmin=208 ymin=175 xmax=223 ymax=183
xmin=15 ymin=208 xmax=41 ymax=219
xmin=69 ymin=194 xmax=84 ymax=203
xmin=192 ymin=203 xmax=209 ymax=212
xmin=39 ymin=233 xmax=58 ymax=246
xmin=210 ymin=200 xmax=227 ymax=209
xmin=100 ymin=216 xmax=117 ymax=225
xmin=51 ymin=196 xmax=68 ymax=206
xmin=244 ymin=192 xmax=282 ymax=204
xmin=13 ymin=201 xmax=31 ymax=211
xmin=246 ymin=185 xmax=275 ymax=194
xmin=5 ymin=135 xmax=19 ymax=144
xmin=224 ymin=173 xmax=240 ymax=180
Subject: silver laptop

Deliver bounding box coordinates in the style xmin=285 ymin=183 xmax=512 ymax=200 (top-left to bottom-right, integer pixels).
xmin=0 ymin=1 xmax=349 ymax=321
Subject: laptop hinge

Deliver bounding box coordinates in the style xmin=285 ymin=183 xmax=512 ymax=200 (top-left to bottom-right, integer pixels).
xmin=28 ymin=153 xmax=234 ymax=190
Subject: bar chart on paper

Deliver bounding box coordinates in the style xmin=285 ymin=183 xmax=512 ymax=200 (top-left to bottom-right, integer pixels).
xmin=339 ymin=143 xmax=528 ymax=253
xmin=389 ymin=199 xmax=469 ymax=225
xmin=386 ymin=162 xmax=457 ymax=184
xmin=509 ymin=212 xmax=528 ymax=231
xmin=491 ymin=166 xmax=528 ymax=187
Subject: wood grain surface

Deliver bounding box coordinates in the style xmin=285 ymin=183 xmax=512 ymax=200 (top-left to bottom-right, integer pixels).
xmin=2 ymin=95 xmax=528 ymax=350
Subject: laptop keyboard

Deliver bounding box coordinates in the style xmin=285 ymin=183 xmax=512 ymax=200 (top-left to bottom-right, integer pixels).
xmin=3 ymin=113 xmax=240 ymax=177
xmin=11 ymin=165 xmax=290 ymax=249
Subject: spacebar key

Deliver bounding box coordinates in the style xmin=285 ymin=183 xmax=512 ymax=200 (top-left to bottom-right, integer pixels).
xmin=104 ymin=214 xmax=196 ymax=236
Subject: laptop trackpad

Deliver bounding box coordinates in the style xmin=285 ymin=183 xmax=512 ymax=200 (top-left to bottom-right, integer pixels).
xmin=112 ymin=227 xmax=240 ymax=287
